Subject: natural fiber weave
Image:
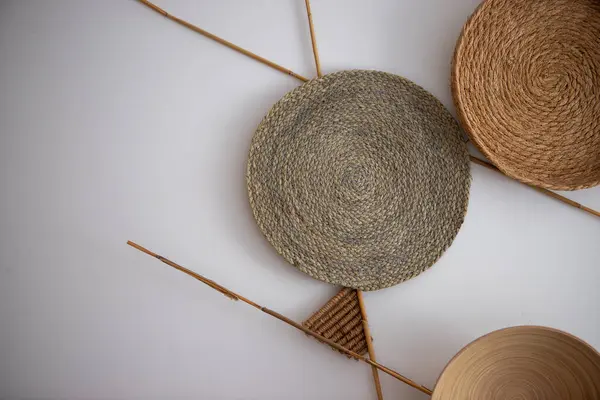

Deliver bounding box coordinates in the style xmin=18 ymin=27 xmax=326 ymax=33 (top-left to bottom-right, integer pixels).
xmin=303 ymin=288 xmax=367 ymax=358
xmin=453 ymin=0 xmax=600 ymax=190
xmin=247 ymin=70 xmax=471 ymax=290
xmin=432 ymin=326 xmax=600 ymax=399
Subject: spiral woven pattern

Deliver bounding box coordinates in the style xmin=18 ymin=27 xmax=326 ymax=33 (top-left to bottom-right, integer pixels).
xmin=247 ymin=70 xmax=471 ymax=291
xmin=452 ymin=0 xmax=600 ymax=190
xmin=433 ymin=326 xmax=600 ymax=400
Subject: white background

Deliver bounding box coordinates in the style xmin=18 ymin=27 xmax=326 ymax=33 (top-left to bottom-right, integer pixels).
xmin=1 ymin=1 xmax=599 ymax=399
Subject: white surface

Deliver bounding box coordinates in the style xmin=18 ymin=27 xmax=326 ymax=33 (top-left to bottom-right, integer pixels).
xmin=1 ymin=1 xmax=599 ymax=399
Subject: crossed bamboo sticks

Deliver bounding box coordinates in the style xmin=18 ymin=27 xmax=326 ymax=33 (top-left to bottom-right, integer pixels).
xmin=138 ymin=0 xmax=599 ymax=220
xmin=127 ymin=241 xmax=433 ymax=396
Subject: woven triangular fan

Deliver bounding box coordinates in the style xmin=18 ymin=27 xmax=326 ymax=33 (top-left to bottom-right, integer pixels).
xmin=302 ymin=288 xmax=383 ymax=397
xmin=303 ymin=288 xmax=369 ymax=358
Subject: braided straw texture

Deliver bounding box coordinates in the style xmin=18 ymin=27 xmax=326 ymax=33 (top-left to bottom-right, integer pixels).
xmin=432 ymin=326 xmax=600 ymax=399
xmin=303 ymin=288 xmax=367 ymax=358
xmin=452 ymin=0 xmax=600 ymax=190
xmin=247 ymin=70 xmax=471 ymax=291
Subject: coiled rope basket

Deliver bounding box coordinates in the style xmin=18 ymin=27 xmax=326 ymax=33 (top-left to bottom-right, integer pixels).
xmin=452 ymin=0 xmax=600 ymax=190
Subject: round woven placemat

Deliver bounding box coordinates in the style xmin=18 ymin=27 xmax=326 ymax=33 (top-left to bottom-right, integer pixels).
xmin=247 ymin=70 xmax=471 ymax=291
xmin=432 ymin=326 xmax=600 ymax=399
xmin=452 ymin=0 xmax=600 ymax=190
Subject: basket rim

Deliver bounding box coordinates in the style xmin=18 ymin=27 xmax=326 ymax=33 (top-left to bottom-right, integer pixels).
xmin=432 ymin=325 xmax=600 ymax=398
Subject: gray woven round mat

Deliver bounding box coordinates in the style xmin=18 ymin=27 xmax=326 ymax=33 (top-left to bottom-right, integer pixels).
xmin=247 ymin=70 xmax=471 ymax=291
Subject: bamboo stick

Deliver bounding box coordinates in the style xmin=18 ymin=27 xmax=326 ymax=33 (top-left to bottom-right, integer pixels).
xmin=127 ymin=240 xmax=433 ymax=396
xmin=469 ymin=156 xmax=600 ymax=219
xmin=304 ymin=0 xmax=322 ymax=77
xmin=357 ymin=290 xmax=384 ymax=400
xmin=137 ymin=0 xmax=309 ymax=83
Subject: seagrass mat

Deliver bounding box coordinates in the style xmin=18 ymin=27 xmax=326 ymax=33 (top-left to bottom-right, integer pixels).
xmin=453 ymin=0 xmax=600 ymax=190
xmin=247 ymin=70 xmax=471 ymax=291
xmin=432 ymin=326 xmax=600 ymax=399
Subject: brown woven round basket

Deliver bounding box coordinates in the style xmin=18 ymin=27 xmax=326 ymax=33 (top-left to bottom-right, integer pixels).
xmin=247 ymin=70 xmax=471 ymax=291
xmin=452 ymin=0 xmax=600 ymax=190
xmin=432 ymin=326 xmax=600 ymax=399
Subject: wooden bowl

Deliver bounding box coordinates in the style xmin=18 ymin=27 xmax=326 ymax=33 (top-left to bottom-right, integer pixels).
xmin=433 ymin=326 xmax=600 ymax=399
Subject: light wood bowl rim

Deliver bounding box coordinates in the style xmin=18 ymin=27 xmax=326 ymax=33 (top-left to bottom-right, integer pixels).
xmin=432 ymin=325 xmax=600 ymax=396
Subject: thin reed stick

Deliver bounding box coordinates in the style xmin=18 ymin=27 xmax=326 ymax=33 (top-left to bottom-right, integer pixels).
xmin=304 ymin=0 xmax=322 ymax=77
xmin=470 ymin=156 xmax=600 ymax=219
xmin=127 ymin=241 xmax=433 ymax=396
xmin=138 ymin=0 xmax=309 ymax=83
xmin=357 ymin=290 xmax=384 ymax=400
